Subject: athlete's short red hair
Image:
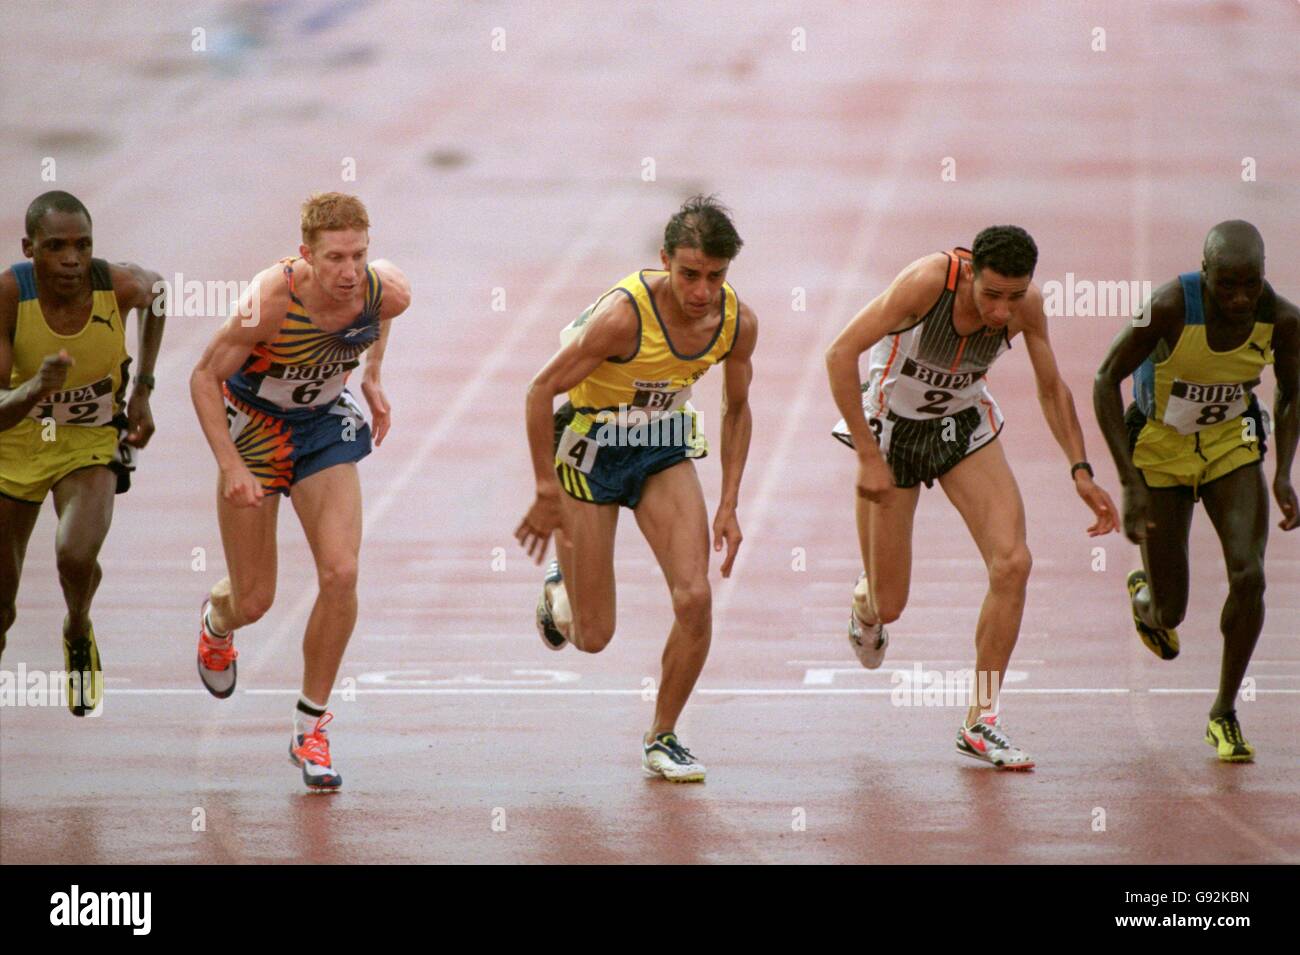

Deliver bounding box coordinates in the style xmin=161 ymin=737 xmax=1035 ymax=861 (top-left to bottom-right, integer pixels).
xmin=301 ymin=193 xmax=370 ymax=248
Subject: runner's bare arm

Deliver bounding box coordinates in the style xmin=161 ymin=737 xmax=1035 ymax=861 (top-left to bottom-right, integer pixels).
xmin=1270 ymin=295 xmax=1300 ymax=530
xmin=515 ymin=292 xmax=639 ymax=561
xmin=111 ymin=262 xmax=166 ymax=447
xmin=0 ymin=268 xmax=72 ymax=432
xmin=189 ymin=266 xmax=287 ymax=473
xmin=361 ymin=260 xmax=410 ymax=448
xmin=715 ymin=301 xmax=757 ymax=578
xmin=1093 ymin=281 xmax=1181 ymax=490
xmin=1021 ymin=286 xmax=1090 ymax=463
xmin=825 ymin=254 xmax=947 ymax=457
xmin=523 ymin=292 xmax=639 ymax=489
xmin=1021 ymin=286 xmax=1118 ymax=535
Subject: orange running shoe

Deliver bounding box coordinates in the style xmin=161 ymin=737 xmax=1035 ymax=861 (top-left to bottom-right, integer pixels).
xmin=197 ymin=600 xmax=238 ymax=699
xmin=290 ymin=712 xmax=343 ymax=791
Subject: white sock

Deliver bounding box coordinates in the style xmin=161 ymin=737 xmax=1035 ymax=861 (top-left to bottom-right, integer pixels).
xmin=204 ymin=608 xmax=230 ymax=639
xmin=294 ymin=695 xmax=328 ymax=737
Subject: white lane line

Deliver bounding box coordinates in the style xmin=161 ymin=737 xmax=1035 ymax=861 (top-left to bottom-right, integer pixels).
xmin=65 ymin=686 xmax=1300 ymax=697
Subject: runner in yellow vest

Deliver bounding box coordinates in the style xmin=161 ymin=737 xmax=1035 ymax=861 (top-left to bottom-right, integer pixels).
xmin=515 ymin=196 xmax=757 ymax=782
xmin=0 ymin=191 xmax=166 ymax=715
xmin=1095 ymin=220 xmax=1300 ymax=761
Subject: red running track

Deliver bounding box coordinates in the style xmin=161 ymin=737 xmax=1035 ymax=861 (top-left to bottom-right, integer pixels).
xmin=1 ymin=1 xmax=1297 ymax=863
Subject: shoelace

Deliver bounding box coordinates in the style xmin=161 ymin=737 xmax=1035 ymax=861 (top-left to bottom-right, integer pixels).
xmin=975 ymin=720 xmax=1015 ymax=751
xmin=65 ymin=639 xmax=92 ymax=673
xmin=199 ymin=632 xmax=238 ymax=669
xmin=296 ymin=713 xmax=334 ymax=767
xmin=1218 ymin=715 xmax=1244 ymax=745
xmin=657 ymin=734 xmax=696 ymax=765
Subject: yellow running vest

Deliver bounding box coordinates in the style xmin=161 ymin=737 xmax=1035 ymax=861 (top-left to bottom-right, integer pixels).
xmin=563 ymin=269 xmax=739 ymax=421
xmin=8 ymin=258 xmax=129 ymax=430
xmin=1134 ymin=272 xmax=1272 ymax=438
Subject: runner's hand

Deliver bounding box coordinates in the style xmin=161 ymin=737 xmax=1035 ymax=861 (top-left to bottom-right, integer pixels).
xmin=855 ymin=453 xmax=894 ymax=502
xmin=28 ymin=350 xmax=73 ymax=399
xmin=220 ymin=462 xmax=265 ymax=508
xmin=1121 ymin=482 xmax=1154 ymax=544
xmin=124 ymin=391 xmax=155 ymax=447
xmin=1274 ymin=476 xmax=1299 ymax=530
xmin=1074 ymin=473 xmax=1118 ymax=536
xmin=516 ymin=486 xmax=562 ymax=563
xmin=361 ymin=378 xmax=391 ymax=447
xmin=712 ymin=504 xmax=743 ymax=578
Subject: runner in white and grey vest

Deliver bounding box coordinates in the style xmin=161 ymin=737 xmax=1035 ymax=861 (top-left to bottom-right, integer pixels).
xmin=833 ymin=246 xmax=1008 ymax=488
xmin=826 ymin=225 xmax=1119 ymax=770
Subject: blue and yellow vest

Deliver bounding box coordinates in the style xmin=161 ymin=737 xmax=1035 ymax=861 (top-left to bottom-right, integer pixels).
xmin=7 ymin=258 xmax=128 ymax=432
xmin=563 ymin=269 xmax=739 ymax=422
xmin=1133 ymin=271 xmax=1272 ymax=436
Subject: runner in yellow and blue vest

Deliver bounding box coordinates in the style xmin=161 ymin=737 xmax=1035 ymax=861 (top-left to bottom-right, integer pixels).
xmin=0 ymin=191 xmax=166 ymax=715
xmin=1095 ymin=220 xmax=1300 ymax=762
xmin=515 ymin=196 xmax=758 ymax=782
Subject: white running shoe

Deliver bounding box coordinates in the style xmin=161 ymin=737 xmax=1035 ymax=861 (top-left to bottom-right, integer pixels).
xmin=197 ymin=600 xmax=238 ymax=699
xmin=848 ymin=574 xmax=888 ymax=669
xmin=289 ymin=712 xmax=343 ymax=791
xmin=955 ymin=713 xmax=1035 ymax=771
xmin=642 ymin=732 xmax=706 ymax=783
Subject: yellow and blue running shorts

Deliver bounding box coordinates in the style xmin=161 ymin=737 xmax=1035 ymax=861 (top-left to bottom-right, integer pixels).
xmin=552 ymin=402 xmax=706 ymax=509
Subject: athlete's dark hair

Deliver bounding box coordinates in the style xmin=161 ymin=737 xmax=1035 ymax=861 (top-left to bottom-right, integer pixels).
xmin=663 ymin=194 xmax=744 ymax=260
xmin=25 ymin=191 xmax=92 ymax=239
xmin=971 ymin=225 xmax=1037 ymax=278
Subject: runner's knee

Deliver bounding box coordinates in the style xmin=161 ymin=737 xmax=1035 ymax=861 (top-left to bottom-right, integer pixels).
xmin=572 ymin=616 xmax=615 ymax=653
xmin=1143 ymin=575 xmax=1187 ymax=629
xmin=872 ymin=593 xmax=906 ymax=625
xmin=990 ymin=545 xmax=1032 ymax=590
xmin=670 ymin=581 xmax=711 ymax=631
xmin=856 ymin=576 xmax=904 ymax=624
xmin=1226 ymin=560 xmax=1265 ymax=603
xmin=55 ymin=547 xmax=98 ymax=589
xmin=236 ymin=590 xmax=275 ymax=625
xmin=317 ymin=555 xmax=359 ymax=595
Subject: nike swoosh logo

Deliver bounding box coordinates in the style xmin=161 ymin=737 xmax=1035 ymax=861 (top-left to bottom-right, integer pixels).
xmin=964 ymin=731 xmax=987 ymax=753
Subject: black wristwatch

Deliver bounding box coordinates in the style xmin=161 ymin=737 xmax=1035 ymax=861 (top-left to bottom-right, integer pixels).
xmin=135 ymin=373 xmax=156 ymax=392
xmin=1070 ymin=461 xmax=1094 ymax=480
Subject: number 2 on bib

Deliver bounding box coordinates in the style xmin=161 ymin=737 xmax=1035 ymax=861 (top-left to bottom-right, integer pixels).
xmin=916 ymin=389 xmax=953 ymax=416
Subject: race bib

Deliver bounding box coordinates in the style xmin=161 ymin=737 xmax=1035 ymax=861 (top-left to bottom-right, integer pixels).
xmin=556 ymin=424 xmax=597 ymax=474
xmin=255 ymin=360 xmax=355 ymax=410
xmin=1161 ymin=380 xmax=1250 ymax=435
xmin=886 ymin=358 xmax=986 ymax=419
xmin=29 ymin=376 xmax=116 ymax=426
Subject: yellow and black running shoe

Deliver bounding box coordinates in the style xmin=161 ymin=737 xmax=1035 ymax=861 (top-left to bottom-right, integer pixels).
xmin=1205 ymin=711 xmax=1255 ymax=762
xmin=62 ymin=625 xmax=103 ymax=717
xmin=1126 ymin=569 xmax=1179 ymax=660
